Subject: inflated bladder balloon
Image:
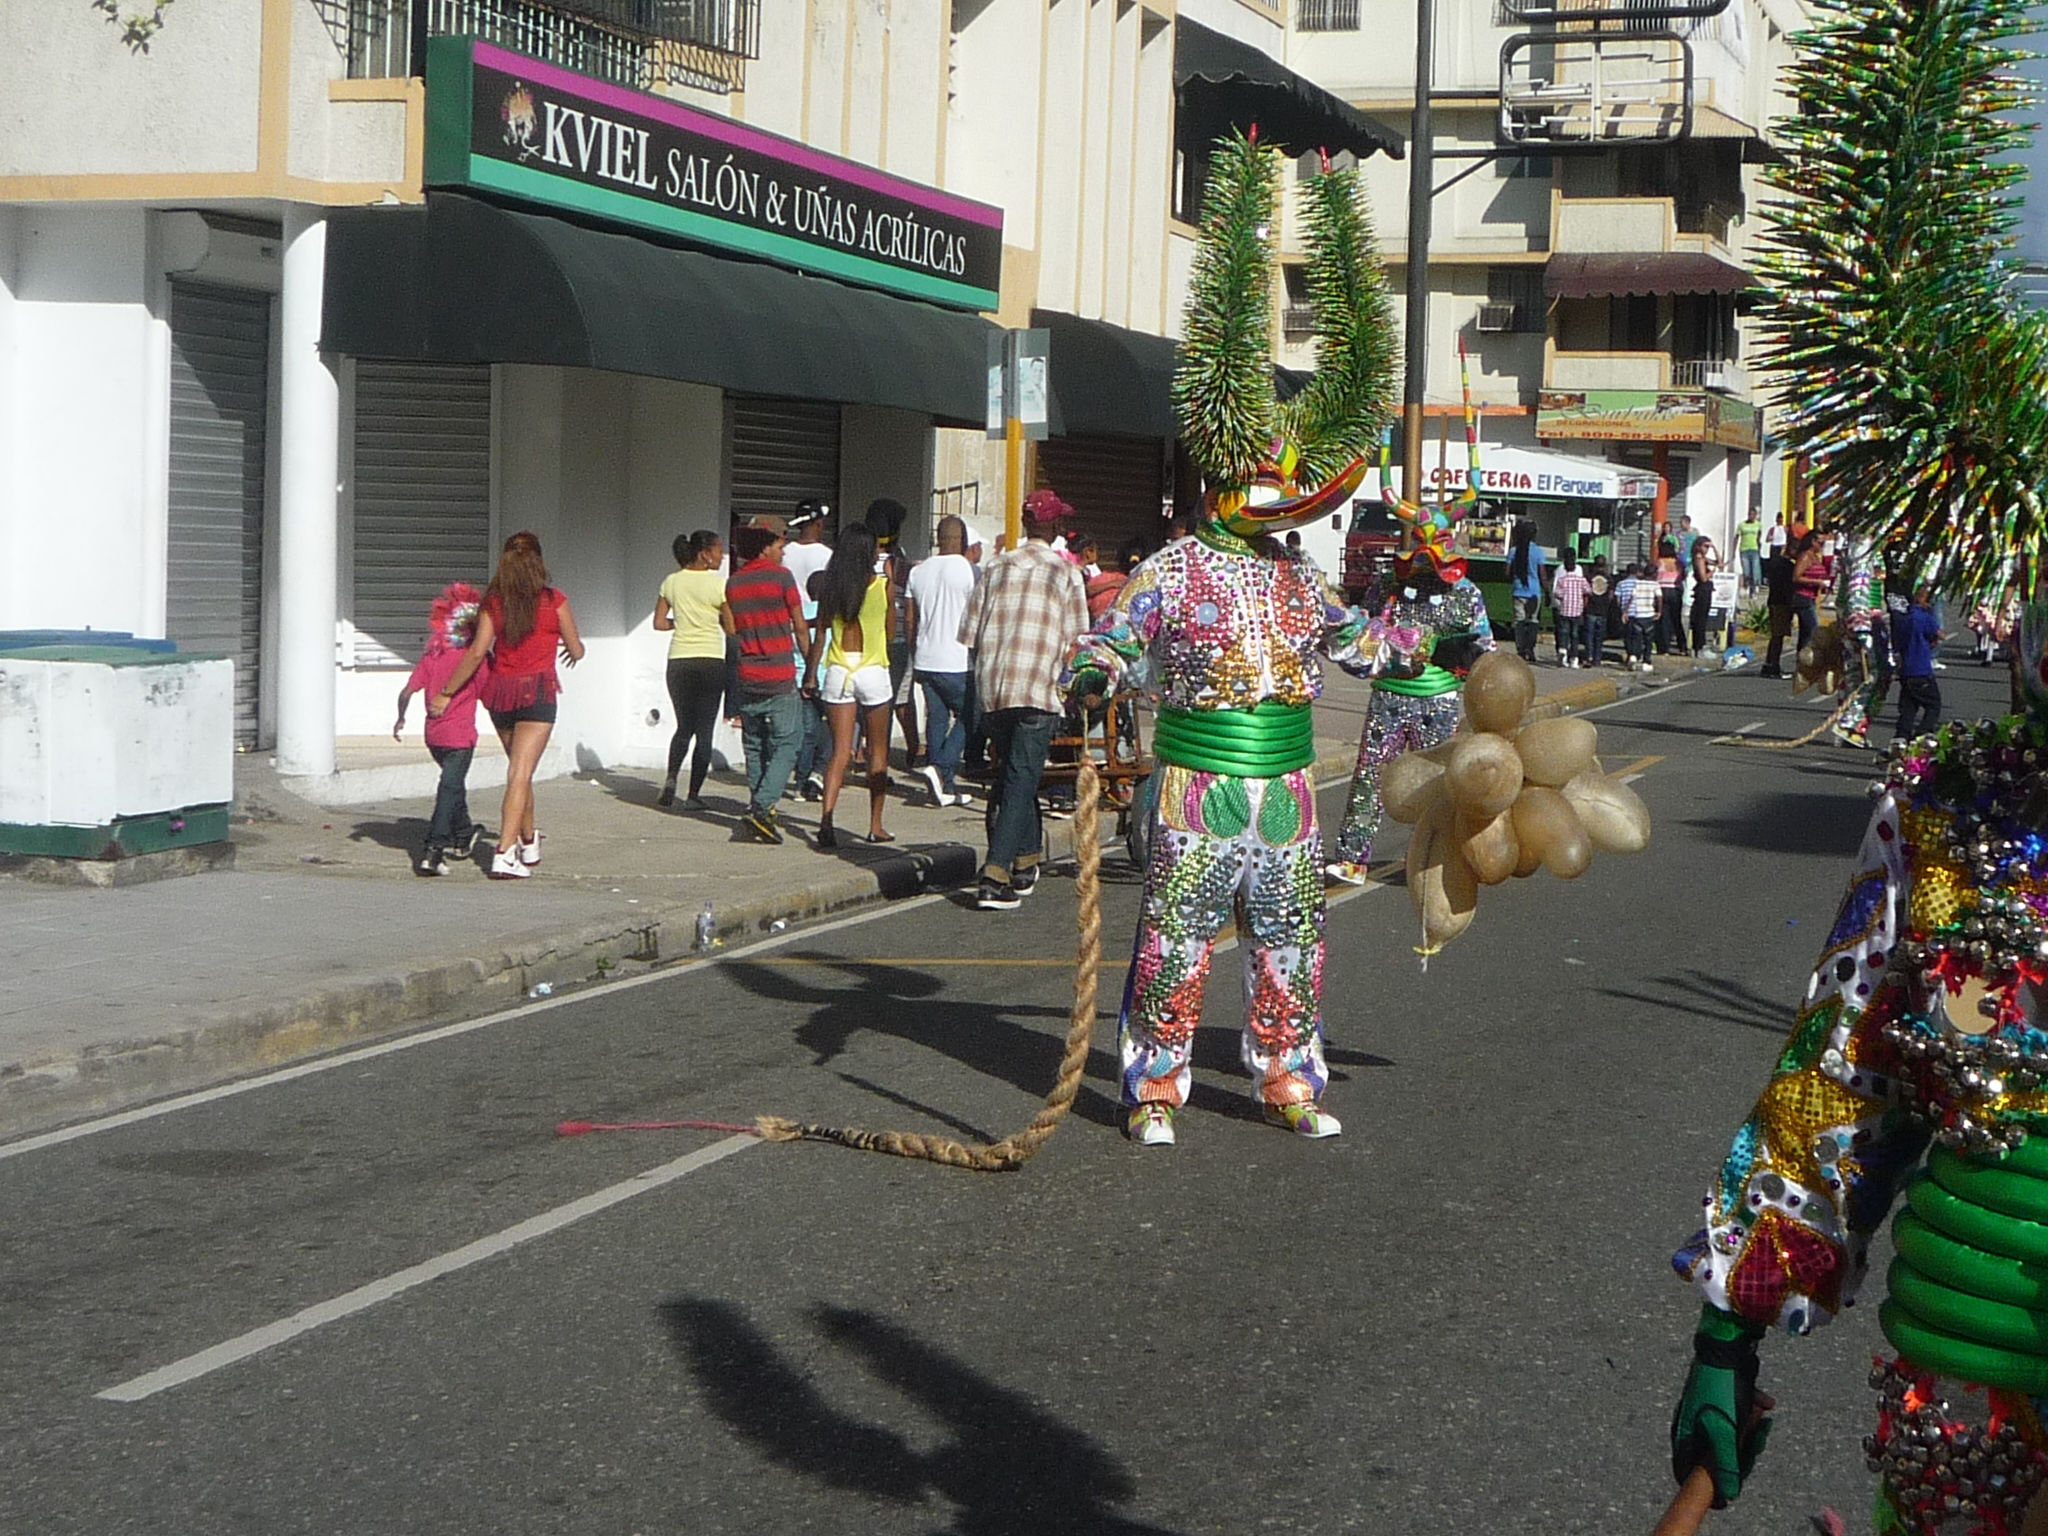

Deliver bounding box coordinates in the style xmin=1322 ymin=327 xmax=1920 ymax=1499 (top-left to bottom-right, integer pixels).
xmin=1511 ymin=785 xmax=1591 ymax=878
xmin=1408 ymin=800 xmax=1478 ymax=951
xmin=1383 ymin=751 xmax=1448 ymax=825
xmin=1463 ymin=651 xmax=1537 ymax=735
xmin=1458 ymin=806 xmax=1520 ymax=886
xmin=1444 ymin=733 xmax=1523 ymax=820
xmin=1561 ymin=770 xmax=1652 ymax=855
xmin=1514 ymin=717 xmax=1598 ymax=787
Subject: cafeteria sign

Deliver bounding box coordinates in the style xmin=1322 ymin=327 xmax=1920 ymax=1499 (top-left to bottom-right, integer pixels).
xmin=423 ymin=37 xmax=1003 ymax=312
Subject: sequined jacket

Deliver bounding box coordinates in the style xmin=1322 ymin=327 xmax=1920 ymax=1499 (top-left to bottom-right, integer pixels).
xmin=1064 ymin=534 xmax=1372 ymax=709
xmin=1369 ymin=573 xmax=1495 ymax=681
xmin=1675 ymin=719 xmax=2048 ymax=1335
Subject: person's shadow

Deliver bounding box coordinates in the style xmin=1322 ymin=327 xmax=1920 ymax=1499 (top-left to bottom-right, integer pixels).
xmin=660 ymin=1298 xmax=1184 ymax=1536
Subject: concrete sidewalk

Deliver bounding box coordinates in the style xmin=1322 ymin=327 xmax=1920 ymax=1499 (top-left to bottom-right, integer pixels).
xmin=1 ymin=656 xmax=1702 ymax=1141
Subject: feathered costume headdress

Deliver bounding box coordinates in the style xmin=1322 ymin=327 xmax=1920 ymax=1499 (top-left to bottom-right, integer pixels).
xmin=428 ymin=581 xmax=484 ymax=655
xmin=1172 ymin=134 xmax=1398 ymax=539
xmin=1757 ymin=0 xmax=2048 ymax=603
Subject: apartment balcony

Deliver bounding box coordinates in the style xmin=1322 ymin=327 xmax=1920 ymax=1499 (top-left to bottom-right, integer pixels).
xmin=1539 ymin=346 xmax=1758 ymax=451
xmin=1545 ymin=349 xmax=1746 ymax=394
xmin=320 ymin=0 xmax=759 ymax=94
xmin=1551 ymin=192 xmax=1739 ymax=261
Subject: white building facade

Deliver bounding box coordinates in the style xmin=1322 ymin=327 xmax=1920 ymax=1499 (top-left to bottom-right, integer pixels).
xmin=0 ymin=0 xmax=1394 ymax=796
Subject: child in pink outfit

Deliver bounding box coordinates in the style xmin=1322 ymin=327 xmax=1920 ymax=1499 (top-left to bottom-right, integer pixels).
xmin=394 ymin=583 xmax=487 ymax=875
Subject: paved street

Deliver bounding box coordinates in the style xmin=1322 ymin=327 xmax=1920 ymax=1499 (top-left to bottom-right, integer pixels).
xmin=2 ymin=660 xmax=2012 ymax=1535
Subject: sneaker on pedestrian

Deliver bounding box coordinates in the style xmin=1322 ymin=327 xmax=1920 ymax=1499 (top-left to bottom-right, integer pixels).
xmin=1325 ymin=860 xmax=1369 ymax=887
xmin=976 ymin=878 xmax=1022 ymax=910
xmin=1012 ymin=865 xmax=1040 ymax=898
xmin=920 ymin=764 xmax=950 ymax=806
xmin=744 ymin=809 xmax=784 ymax=844
xmin=488 ymin=847 xmax=531 ymax=880
xmin=802 ymin=774 xmax=825 ymax=801
xmin=1126 ymin=1103 xmax=1176 ymax=1147
xmin=519 ymin=830 xmax=543 ymax=867
xmin=947 ymin=787 xmax=975 ymax=808
xmin=1263 ymin=1101 xmax=1342 ymax=1139
xmin=466 ymin=826 xmax=490 ymax=856
xmin=415 ymin=850 xmax=447 ymax=877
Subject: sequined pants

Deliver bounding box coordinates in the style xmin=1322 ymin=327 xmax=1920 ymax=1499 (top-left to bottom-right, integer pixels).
xmin=1332 ymin=687 xmax=1462 ymax=867
xmin=1120 ymin=764 xmax=1328 ymax=1109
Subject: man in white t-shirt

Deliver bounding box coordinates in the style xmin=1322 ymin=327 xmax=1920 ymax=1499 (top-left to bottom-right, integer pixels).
xmin=905 ymin=514 xmax=980 ymax=806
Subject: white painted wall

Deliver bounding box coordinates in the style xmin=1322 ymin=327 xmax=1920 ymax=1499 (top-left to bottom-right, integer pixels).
xmin=0 ymin=209 xmax=163 ymax=635
xmin=0 ymin=0 xmax=263 ymax=176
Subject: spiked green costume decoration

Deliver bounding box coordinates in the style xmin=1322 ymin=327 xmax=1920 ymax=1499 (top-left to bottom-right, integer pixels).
xmin=1063 ymin=131 xmax=1395 ymax=1146
xmin=1668 ymin=5 xmax=2048 ymax=1530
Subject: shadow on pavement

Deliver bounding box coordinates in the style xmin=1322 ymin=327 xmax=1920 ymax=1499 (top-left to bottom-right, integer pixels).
xmin=1683 ymin=790 xmax=1870 ymax=858
xmin=660 ymin=1298 xmax=1184 ymax=1536
xmin=1601 ymin=966 xmax=1791 ymax=1037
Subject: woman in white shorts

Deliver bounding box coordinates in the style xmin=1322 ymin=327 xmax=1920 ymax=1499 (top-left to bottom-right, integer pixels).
xmin=802 ymin=523 xmax=895 ymax=848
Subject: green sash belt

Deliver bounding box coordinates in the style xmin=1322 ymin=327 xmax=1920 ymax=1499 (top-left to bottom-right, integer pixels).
xmin=1153 ymin=702 xmax=1315 ymax=778
xmin=1373 ymin=663 xmax=1461 ymax=698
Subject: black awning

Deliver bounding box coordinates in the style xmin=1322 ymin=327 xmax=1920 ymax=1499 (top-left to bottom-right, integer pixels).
xmin=1174 ymin=19 xmax=1404 ymax=161
xmin=1031 ymin=309 xmax=1314 ymax=439
xmin=1545 ymin=251 xmax=1754 ymax=299
xmin=1033 ymin=309 xmax=1177 ymax=439
xmin=322 ymin=194 xmax=998 ymax=424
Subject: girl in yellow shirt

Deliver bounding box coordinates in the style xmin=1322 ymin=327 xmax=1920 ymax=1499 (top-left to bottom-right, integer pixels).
xmin=803 ymin=524 xmax=895 ymax=848
xmin=653 ymin=530 xmax=733 ymax=807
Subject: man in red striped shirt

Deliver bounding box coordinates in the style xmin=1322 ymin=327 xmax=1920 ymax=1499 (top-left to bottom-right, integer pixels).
xmin=725 ymin=522 xmax=812 ymax=843
xmin=1550 ymin=547 xmax=1593 ymax=668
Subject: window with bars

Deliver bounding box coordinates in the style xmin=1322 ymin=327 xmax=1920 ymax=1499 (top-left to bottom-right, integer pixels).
xmin=1484 ymin=267 xmax=1547 ymax=334
xmin=1297 ymin=0 xmax=1361 ymax=30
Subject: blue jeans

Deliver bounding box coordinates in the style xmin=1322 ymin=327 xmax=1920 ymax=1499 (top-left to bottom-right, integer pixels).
xmin=916 ymin=669 xmax=974 ymax=793
xmin=1582 ymin=611 xmax=1606 ymax=666
xmin=983 ymin=707 xmax=1057 ymax=883
xmin=737 ymin=691 xmax=804 ymax=815
xmin=1740 ymin=549 xmax=1760 ymax=589
xmin=426 ymin=744 xmax=475 ymax=854
xmin=793 ymin=689 xmax=824 ymax=786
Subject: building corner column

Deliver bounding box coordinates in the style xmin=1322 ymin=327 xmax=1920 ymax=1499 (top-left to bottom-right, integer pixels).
xmin=275 ymin=206 xmax=340 ymax=778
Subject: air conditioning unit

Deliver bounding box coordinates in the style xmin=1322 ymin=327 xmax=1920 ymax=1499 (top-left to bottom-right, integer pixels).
xmin=1698 ymin=361 xmax=1733 ymax=391
xmin=1476 ymin=303 xmax=1518 ymax=333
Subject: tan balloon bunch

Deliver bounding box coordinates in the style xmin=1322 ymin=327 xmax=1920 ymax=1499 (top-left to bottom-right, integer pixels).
xmin=1387 ymin=652 xmax=1652 ymax=956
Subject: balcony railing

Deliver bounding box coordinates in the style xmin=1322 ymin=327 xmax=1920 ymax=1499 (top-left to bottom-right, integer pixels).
xmin=1674 ymin=200 xmax=1739 ymax=246
xmin=1298 ymin=0 xmax=1361 ymax=30
xmin=1281 ymin=305 xmax=1317 ymax=338
xmin=315 ymin=0 xmax=759 ymax=94
xmin=1670 ymin=357 xmax=1743 ymax=391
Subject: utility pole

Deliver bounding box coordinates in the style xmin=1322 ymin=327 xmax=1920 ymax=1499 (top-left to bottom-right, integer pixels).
xmin=1400 ymin=0 xmax=1435 ymax=507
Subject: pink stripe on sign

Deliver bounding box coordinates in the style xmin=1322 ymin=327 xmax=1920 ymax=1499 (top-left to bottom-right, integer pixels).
xmin=473 ymin=41 xmax=1003 ymax=229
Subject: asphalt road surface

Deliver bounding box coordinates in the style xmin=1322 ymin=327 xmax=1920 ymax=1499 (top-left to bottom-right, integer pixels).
xmin=3 ymin=656 xmax=2014 ymax=1535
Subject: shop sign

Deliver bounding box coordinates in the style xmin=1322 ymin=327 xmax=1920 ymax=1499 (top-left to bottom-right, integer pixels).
xmin=1536 ymin=388 xmax=1760 ymax=453
xmin=1427 ymin=462 xmax=1626 ymax=500
xmin=424 ymin=37 xmax=1004 ymax=312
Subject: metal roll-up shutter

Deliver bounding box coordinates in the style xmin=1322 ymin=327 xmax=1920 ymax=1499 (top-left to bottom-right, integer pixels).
xmin=728 ymin=398 xmax=841 ymax=530
xmin=166 ymin=282 xmax=271 ymax=748
xmin=1034 ymin=434 xmax=1167 ymax=554
xmin=350 ymin=361 xmax=494 ymax=667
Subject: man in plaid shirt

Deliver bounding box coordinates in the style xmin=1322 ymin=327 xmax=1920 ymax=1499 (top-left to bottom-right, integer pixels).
xmin=1550 ymin=548 xmax=1593 ymax=667
xmin=957 ymin=487 xmax=1089 ymax=909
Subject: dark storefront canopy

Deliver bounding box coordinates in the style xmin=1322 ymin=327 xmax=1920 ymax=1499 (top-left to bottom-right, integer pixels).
xmin=322 ymin=194 xmax=998 ymax=424
xmin=1174 ymin=18 xmax=1405 ymax=161
xmin=1032 ymin=309 xmax=1315 ymax=439
xmin=1545 ymin=251 xmax=1754 ymax=299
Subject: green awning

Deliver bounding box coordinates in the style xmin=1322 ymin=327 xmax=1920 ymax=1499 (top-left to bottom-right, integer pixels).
xmin=322 ymin=193 xmax=999 ymax=424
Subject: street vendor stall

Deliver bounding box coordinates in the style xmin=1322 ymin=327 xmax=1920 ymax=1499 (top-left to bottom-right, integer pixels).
xmin=1344 ymin=444 xmax=1661 ymax=631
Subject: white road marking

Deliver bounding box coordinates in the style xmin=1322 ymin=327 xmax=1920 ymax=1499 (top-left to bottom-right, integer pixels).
xmin=1708 ymin=718 xmax=1771 ymax=746
xmin=0 ymin=891 xmax=957 ymax=1163
xmin=96 ymin=1133 xmax=757 ymax=1402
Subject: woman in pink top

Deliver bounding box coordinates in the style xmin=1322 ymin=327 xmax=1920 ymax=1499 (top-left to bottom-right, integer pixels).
xmin=431 ymin=532 xmax=585 ymax=880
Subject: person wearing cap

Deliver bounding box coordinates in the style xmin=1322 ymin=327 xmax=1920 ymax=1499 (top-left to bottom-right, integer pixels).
xmin=957 ymin=487 xmax=1088 ymax=909
xmin=783 ymin=499 xmax=833 ymax=797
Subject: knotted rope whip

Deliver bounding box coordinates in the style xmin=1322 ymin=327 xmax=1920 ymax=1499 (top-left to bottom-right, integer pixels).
xmin=751 ymin=762 xmax=1104 ymax=1172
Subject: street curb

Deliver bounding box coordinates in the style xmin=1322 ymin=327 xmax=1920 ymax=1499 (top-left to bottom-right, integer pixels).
xmin=0 ymin=738 xmax=1539 ymax=1143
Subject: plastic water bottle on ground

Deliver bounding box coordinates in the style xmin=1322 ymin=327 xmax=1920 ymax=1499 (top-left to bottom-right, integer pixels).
xmin=696 ymin=902 xmax=717 ymax=952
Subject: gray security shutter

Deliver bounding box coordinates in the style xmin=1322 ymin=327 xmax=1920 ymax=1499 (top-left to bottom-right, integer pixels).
xmin=1034 ymin=433 xmax=1167 ymax=553
xmin=350 ymin=361 xmax=494 ymax=667
xmin=728 ymin=397 xmax=841 ymax=529
xmin=166 ymin=282 xmax=270 ymax=748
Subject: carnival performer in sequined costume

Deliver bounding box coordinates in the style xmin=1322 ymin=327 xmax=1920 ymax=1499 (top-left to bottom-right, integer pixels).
xmin=1833 ymin=536 xmax=1890 ymax=749
xmin=1328 ymin=552 xmax=1492 ymax=882
xmin=1066 ymin=129 xmax=1396 ymax=1148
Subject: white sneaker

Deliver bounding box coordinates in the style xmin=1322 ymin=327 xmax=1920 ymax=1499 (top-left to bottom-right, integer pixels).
xmin=519 ymin=831 xmax=543 ymax=867
xmin=489 ymin=847 xmax=531 ymax=880
xmin=1126 ymin=1104 xmax=1176 ymax=1147
xmin=920 ymin=764 xmax=949 ymax=806
xmin=947 ymin=787 xmax=975 ymax=808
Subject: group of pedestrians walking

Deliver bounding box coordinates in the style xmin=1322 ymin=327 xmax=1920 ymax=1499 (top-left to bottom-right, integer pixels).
xmin=1506 ymin=512 xmax=1728 ymax=671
